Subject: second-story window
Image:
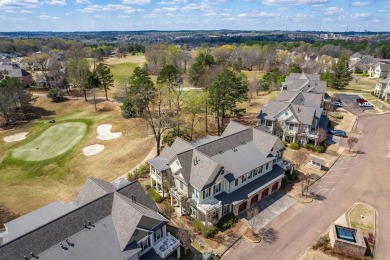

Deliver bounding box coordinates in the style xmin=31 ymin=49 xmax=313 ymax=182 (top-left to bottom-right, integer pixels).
xmin=266 ymin=120 xmax=272 ymax=127
xmin=259 ymin=165 xmax=263 ymax=174
xmin=193 ymin=188 xmax=199 ymax=199
xmin=235 ymin=179 xmax=239 ymax=186
xmin=248 ymin=172 xmax=252 ymax=179
xmin=289 ymin=124 xmax=294 ymax=130
xmin=203 ymin=188 xmax=210 ymax=199
xmin=242 ymin=174 xmax=247 ymax=183
xmin=266 ymin=163 xmax=269 ymax=170
xmin=213 ymin=182 xmax=222 ymax=194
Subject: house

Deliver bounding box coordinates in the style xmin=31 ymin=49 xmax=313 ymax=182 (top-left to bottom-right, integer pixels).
xmin=349 ymin=52 xmax=380 ymax=73
xmin=257 ymin=73 xmax=329 ymax=145
xmin=8 ymin=68 xmax=34 ymax=85
xmin=147 ymin=121 xmax=293 ymax=225
xmin=374 ymin=75 xmax=390 ymax=101
xmin=368 ymin=63 xmax=390 ymax=78
xmin=0 ymin=177 xmax=180 ymax=260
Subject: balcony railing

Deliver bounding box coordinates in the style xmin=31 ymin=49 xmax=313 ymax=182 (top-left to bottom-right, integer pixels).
xmin=170 ymin=187 xmax=188 ymax=201
xmin=276 ymin=159 xmax=294 ymax=171
xmin=153 ymin=232 xmax=180 ymax=259
xmin=151 ymin=170 xmax=162 ymax=181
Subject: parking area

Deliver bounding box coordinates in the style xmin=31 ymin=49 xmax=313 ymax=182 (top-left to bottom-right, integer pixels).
xmin=334 ymin=93 xmax=375 ymax=116
xmin=308 ymin=155 xmax=361 ymax=202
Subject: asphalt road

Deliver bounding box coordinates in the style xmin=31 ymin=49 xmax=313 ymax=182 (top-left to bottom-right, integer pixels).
xmin=334 ymin=93 xmax=375 ymax=115
xmin=224 ymin=114 xmax=390 ymax=260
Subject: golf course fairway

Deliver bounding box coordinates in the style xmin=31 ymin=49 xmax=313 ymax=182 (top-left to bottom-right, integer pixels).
xmin=11 ymin=122 xmax=87 ymax=161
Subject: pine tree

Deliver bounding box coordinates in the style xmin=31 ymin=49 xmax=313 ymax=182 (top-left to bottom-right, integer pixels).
xmin=331 ymin=57 xmax=352 ymax=89
xmin=96 ymin=63 xmax=114 ymax=101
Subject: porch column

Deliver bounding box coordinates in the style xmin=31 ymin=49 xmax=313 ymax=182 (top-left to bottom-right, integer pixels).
xmin=150 ymin=177 xmax=153 ymax=188
xmin=179 ymin=202 xmax=182 ymax=217
xmin=170 ymin=196 xmax=173 ymax=206
xmin=177 ymin=247 xmax=181 ymax=259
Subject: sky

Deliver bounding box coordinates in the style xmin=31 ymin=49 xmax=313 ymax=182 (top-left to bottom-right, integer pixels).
xmin=0 ymin=0 xmax=389 ymax=32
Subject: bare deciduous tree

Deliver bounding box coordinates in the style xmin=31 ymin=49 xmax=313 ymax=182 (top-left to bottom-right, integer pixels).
xmin=247 ymin=206 xmax=260 ymax=236
xmin=347 ymin=137 xmax=359 ymax=151
xmin=292 ymin=150 xmax=309 ymax=170
xmin=316 ymin=128 xmax=328 ymax=145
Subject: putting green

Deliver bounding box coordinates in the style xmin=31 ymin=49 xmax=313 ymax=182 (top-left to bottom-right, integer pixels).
xmin=11 ymin=122 xmax=87 ymax=161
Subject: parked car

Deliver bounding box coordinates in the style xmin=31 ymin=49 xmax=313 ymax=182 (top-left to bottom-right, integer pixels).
xmin=329 ymin=129 xmax=347 ymax=137
xmin=359 ymin=102 xmax=374 ymax=107
xmin=356 ymin=98 xmax=368 ymax=103
xmin=333 ymin=102 xmax=343 ymax=107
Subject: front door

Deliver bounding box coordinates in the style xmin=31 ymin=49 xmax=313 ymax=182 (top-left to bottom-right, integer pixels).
xmin=250 ymin=194 xmax=258 ymax=206
xmin=261 ymin=188 xmax=269 ymax=199
xmin=238 ymin=201 xmax=247 ymax=213
xmin=271 ymin=182 xmax=279 ymax=192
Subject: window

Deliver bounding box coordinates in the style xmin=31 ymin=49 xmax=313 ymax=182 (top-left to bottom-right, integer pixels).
xmin=193 ymin=188 xmax=199 ymax=199
xmin=259 ymin=165 xmax=263 ymax=173
xmin=141 ymin=237 xmax=150 ymax=253
xmin=289 ymin=124 xmax=294 ymax=130
xmin=222 ymin=205 xmax=228 ymax=216
xmin=235 ymin=179 xmax=239 ymax=186
xmin=214 ymin=182 xmax=222 ymax=194
xmin=266 ymin=120 xmax=272 ymax=127
xmin=203 ymin=188 xmax=210 ymax=199
xmin=155 ymin=229 xmax=162 ymax=242
xmin=242 ymin=174 xmax=247 ymax=183
xmin=254 ymin=168 xmax=258 ymax=176
xmin=248 ymin=172 xmax=252 ymax=180
xmin=266 ymin=163 xmax=269 ymax=170
xmin=261 ymin=119 xmax=265 ymax=125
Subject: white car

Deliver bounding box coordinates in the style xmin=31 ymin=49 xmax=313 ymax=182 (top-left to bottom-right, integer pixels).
xmin=359 ymin=102 xmax=374 ymax=107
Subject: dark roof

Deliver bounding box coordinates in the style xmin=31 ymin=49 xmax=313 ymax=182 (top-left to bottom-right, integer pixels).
xmin=215 ymin=165 xmax=285 ymax=205
xmin=0 ymin=179 xmax=165 ymax=260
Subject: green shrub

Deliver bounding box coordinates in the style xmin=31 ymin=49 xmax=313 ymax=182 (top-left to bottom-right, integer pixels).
xmin=192 ymin=219 xmax=217 ymax=238
xmin=289 ymin=142 xmax=299 ymax=150
xmin=330 ymin=112 xmax=343 ymax=119
xmin=148 ymin=188 xmax=163 ymax=203
xmin=281 ymin=178 xmax=288 ymax=189
xmin=315 ymin=145 xmax=325 ymax=153
xmin=282 ymin=140 xmax=288 ymax=147
xmin=305 ymin=144 xmax=315 ymax=151
xmin=288 ymin=172 xmax=297 ymax=181
xmin=128 ymin=163 xmax=149 ymax=181
xmin=144 ymin=184 xmax=151 ymax=190
xmin=47 ymin=87 xmax=64 ymax=102
xmin=217 ymin=213 xmax=236 ymax=230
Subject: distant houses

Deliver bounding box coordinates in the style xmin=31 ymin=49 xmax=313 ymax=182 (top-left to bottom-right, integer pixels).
xmin=349 ymin=52 xmax=390 ymax=78
xmin=374 ymin=75 xmax=390 ymax=101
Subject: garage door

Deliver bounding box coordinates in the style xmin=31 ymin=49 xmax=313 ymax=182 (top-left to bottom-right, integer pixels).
xmin=238 ymin=201 xmax=247 ymax=213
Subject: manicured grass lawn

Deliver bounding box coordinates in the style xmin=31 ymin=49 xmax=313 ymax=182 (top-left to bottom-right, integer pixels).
xmin=108 ymin=61 xmax=138 ymax=82
xmin=11 ymin=122 xmax=87 ymax=161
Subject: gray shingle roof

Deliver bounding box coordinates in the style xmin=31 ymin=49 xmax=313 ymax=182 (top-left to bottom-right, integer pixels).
xmin=8 ymin=68 xmax=30 ymax=78
xmin=215 ymin=165 xmax=285 ymax=205
xmin=256 ymin=100 xmax=289 ymax=120
xmin=76 ymin=177 xmax=116 ymax=206
xmin=149 ymin=121 xmax=286 ymax=191
xmin=0 ymin=179 xmax=164 ymax=260
xmin=290 ymin=104 xmax=316 ymax=125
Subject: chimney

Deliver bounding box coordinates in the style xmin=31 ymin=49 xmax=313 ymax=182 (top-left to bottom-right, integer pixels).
xmin=131 ymin=194 xmax=136 ymax=203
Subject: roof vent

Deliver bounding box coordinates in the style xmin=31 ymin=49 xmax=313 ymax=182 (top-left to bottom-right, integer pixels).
xmin=131 ymin=194 xmax=136 ymax=203
xmin=218 ymin=150 xmax=223 ymax=154
xmin=194 ymin=156 xmax=200 ymax=165
xmin=298 ymin=107 xmax=302 ymax=112
xmin=24 ymin=256 xmax=29 ymax=260
xmin=232 ymin=147 xmax=237 ymax=152
xmin=241 ymin=141 xmax=246 ymax=145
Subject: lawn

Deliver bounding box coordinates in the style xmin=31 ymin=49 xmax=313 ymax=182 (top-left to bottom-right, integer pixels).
xmin=104 ymin=54 xmax=146 ymax=83
xmin=0 ymin=95 xmax=154 ymax=215
xmin=11 ymin=122 xmax=87 ymax=161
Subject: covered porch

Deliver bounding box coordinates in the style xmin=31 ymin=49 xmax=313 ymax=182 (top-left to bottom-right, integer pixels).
xmin=189 ymin=197 xmax=222 ymax=226
xmin=170 ymin=187 xmax=188 ymax=216
xmin=153 ymin=232 xmax=181 ymax=259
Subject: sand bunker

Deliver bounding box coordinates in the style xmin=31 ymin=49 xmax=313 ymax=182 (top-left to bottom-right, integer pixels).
xmin=3 ymin=132 xmax=28 ymax=142
xmin=97 ymin=124 xmax=122 ymax=140
xmin=82 ymin=144 xmax=105 ymax=156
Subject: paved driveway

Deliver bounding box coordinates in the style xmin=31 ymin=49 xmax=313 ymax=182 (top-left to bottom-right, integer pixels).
xmin=223 ymin=114 xmax=390 ymax=260
xmin=242 ymin=191 xmax=296 ymax=233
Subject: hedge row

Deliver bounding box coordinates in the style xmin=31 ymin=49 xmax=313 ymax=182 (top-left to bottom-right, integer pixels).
xmin=147 ymin=188 xmax=164 ymax=203
xmin=289 ymin=142 xmax=299 ymax=150
xmin=217 ymin=213 xmax=236 ymax=230
xmin=305 ymin=144 xmax=325 ymax=153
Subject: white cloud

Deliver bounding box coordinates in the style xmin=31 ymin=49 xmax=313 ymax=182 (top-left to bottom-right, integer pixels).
xmin=351 ymin=1 xmax=370 ymax=7
xmin=144 ymin=13 xmax=163 ymax=18
xmin=0 ymin=0 xmax=40 ymax=8
xmin=80 ymin=4 xmax=144 ymax=13
xmin=117 ymin=15 xmax=130 ymax=18
xmin=20 ymin=9 xmax=32 ymax=13
xmin=39 ymin=14 xmax=59 ymax=19
xmin=238 ymin=11 xmax=279 ymax=18
xmin=65 ymin=12 xmax=73 ymax=15
xmin=324 ymin=6 xmax=344 ymax=15
xmin=152 ymin=6 xmax=180 ymax=12
xmin=377 ymin=9 xmax=387 ymax=13
xmin=204 ymin=12 xmax=230 ymax=17
xmin=263 ymin=0 xmax=329 ymax=5
xmin=45 ymin=0 xmax=66 ymax=5
xmin=75 ymin=0 xmax=90 ymax=3
xmin=121 ymin=0 xmax=150 ymax=4
xmin=158 ymin=0 xmax=187 ymax=5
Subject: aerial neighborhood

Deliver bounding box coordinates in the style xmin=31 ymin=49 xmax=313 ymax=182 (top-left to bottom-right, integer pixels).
xmin=0 ymin=25 xmax=390 ymax=260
